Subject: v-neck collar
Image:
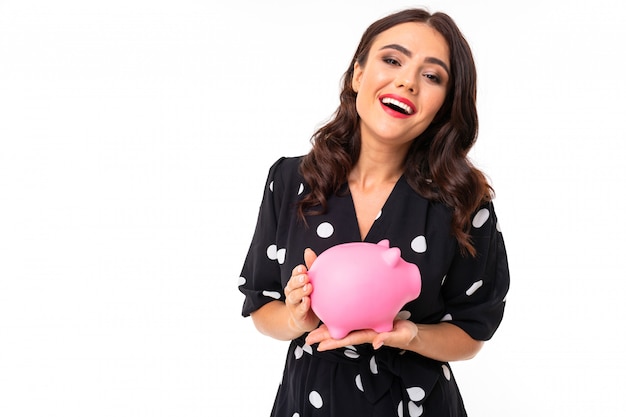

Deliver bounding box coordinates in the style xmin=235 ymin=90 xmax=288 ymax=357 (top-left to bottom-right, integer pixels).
xmin=346 ymin=175 xmax=407 ymax=242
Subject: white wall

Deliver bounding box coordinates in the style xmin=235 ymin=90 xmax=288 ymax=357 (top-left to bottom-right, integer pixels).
xmin=1 ymin=0 xmax=624 ymax=415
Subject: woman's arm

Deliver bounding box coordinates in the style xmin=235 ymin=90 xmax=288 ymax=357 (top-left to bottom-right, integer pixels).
xmin=251 ymin=249 xmax=319 ymax=341
xmin=403 ymin=321 xmax=484 ymax=361
xmin=306 ymin=320 xmax=483 ymax=362
xmin=251 ymin=300 xmax=309 ymax=341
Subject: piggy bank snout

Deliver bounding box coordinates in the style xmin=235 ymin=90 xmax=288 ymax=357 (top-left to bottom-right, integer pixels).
xmin=403 ymin=263 xmax=422 ymax=298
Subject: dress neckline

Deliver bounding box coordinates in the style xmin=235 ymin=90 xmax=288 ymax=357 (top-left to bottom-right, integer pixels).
xmin=346 ymin=174 xmax=406 ymax=242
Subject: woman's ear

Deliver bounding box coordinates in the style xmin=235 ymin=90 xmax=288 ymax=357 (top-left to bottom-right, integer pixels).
xmin=352 ymin=62 xmax=363 ymax=93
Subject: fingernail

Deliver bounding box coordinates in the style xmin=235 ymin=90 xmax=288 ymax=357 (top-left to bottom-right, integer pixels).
xmin=302 ymin=284 xmax=308 ymax=292
xmin=299 ymin=275 xmax=304 ymax=283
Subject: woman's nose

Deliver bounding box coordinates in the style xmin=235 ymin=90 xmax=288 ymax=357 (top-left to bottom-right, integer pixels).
xmin=395 ymin=71 xmax=418 ymax=94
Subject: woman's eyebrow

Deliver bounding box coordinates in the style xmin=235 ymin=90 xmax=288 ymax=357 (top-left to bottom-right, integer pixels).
xmin=425 ymin=57 xmax=450 ymax=76
xmin=380 ymin=43 xmax=412 ymax=57
xmin=379 ymin=43 xmax=450 ymax=76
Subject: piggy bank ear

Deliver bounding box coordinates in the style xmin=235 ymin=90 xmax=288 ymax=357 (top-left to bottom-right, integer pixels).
xmin=382 ymin=247 xmax=401 ymax=267
xmin=377 ymin=239 xmax=390 ymax=248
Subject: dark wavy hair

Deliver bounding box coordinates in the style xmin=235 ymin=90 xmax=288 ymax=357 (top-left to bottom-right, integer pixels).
xmin=297 ymin=8 xmax=493 ymax=256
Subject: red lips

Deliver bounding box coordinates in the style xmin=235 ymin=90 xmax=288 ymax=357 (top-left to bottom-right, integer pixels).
xmin=379 ymin=94 xmax=416 ymax=119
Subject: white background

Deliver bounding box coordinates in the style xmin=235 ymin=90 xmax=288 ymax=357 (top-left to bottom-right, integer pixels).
xmin=1 ymin=0 xmax=625 ymax=415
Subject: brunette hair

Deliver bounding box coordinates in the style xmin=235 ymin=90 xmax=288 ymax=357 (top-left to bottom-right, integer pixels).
xmin=298 ymin=8 xmax=492 ymax=256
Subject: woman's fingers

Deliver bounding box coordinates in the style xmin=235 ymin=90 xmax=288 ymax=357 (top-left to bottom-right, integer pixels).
xmin=306 ymin=323 xmax=416 ymax=351
xmin=306 ymin=326 xmax=378 ymax=351
xmin=286 ymin=283 xmax=311 ymax=307
xmin=304 ymin=248 xmax=317 ymax=270
xmin=284 ymin=264 xmax=315 ymax=329
xmin=285 ymin=266 xmax=308 ymax=297
xmin=305 ymin=324 xmax=330 ymax=345
xmin=283 ymin=253 xmax=320 ymax=333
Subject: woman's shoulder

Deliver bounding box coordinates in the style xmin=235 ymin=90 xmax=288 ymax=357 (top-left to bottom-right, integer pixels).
xmin=264 ymin=155 xmax=306 ymax=194
xmin=267 ymin=155 xmax=304 ymax=175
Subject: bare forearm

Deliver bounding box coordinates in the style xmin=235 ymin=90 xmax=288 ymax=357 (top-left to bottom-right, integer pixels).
xmin=250 ymin=300 xmax=305 ymax=341
xmin=406 ymin=322 xmax=483 ymax=362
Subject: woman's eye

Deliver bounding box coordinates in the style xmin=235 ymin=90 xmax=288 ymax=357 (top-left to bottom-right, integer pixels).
xmin=383 ymin=57 xmax=401 ymax=66
xmin=424 ymin=73 xmax=441 ymax=84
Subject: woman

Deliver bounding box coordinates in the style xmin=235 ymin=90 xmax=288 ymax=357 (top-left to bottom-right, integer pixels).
xmin=238 ymin=8 xmax=510 ymax=416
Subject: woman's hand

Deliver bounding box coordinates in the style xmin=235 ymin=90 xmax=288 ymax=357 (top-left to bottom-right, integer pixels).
xmin=305 ymin=319 xmax=418 ymax=351
xmin=284 ymin=248 xmax=320 ymax=334
xmin=306 ymin=319 xmax=483 ymax=362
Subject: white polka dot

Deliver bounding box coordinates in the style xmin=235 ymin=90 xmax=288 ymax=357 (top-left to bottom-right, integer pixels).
xmin=441 ymin=275 xmax=447 ymax=286
xmin=262 ymin=290 xmax=281 ymax=299
xmin=344 ymin=349 xmax=359 ymax=359
xmin=472 ymin=208 xmax=490 ymax=228
xmin=298 ymin=183 xmax=304 ymax=195
xmin=411 ymin=235 xmax=427 ymax=253
xmin=269 ymin=181 xmax=274 ymax=192
xmin=375 ymin=210 xmax=382 ymax=220
xmin=369 ymin=356 xmax=378 ymax=374
xmin=440 ymin=313 xmax=452 ymax=322
xmin=292 ymin=413 xmax=300 ymax=417
xmin=442 ymin=364 xmax=451 ymax=381
xmin=396 ymin=310 xmax=411 ymax=320
xmin=466 ymin=280 xmax=483 ymax=296
xmin=397 ymin=401 xmax=404 ymax=417
xmin=302 ymin=344 xmax=313 ymax=355
xmin=294 ymin=346 xmax=303 ymax=359
xmin=266 ymin=244 xmax=278 ymax=260
xmin=408 ymin=402 xmax=423 ymax=417
xmin=496 ymin=220 xmax=501 ymax=232
xmin=276 ymin=248 xmax=286 ymax=264
xmin=407 ymin=387 xmax=426 ymax=402
xmin=355 ymin=374 xmax=364 ymax=392
xmin=309 ymin=391 xmax=323 ymax=408
xmin=238 ymin=276 xmax=246 ymax=286
xmin=316 ymin=222 xmax=334 ymax=238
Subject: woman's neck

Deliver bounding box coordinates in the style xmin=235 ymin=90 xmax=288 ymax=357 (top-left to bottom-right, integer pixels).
xmin=349 ymin=148 xmax=406 ymax=190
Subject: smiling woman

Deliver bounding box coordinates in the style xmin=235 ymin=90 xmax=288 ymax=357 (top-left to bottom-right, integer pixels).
xmin=352 ymin=22 xmax=450 ymax=154
xmin=238 ymin=8 xmax=509 ymax=417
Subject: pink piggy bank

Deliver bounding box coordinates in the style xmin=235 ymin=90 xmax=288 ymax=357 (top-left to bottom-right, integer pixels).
xmin=307 ymin=240 xmax=421 ymax=339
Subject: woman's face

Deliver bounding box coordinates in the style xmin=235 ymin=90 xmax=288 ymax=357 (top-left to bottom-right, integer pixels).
xmin=352 ymin=22 xmax=450 ymax=151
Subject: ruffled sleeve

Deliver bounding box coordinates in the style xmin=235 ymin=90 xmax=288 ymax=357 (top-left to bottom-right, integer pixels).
xmin=441 ymin=201 xmax=510 ymax=340
xmin=238 ymin=157 xmax=288 ymax=317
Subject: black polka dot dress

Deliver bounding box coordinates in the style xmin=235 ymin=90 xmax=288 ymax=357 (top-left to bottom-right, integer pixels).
xmin=239 ymin=157 xmax=510 ymax=417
